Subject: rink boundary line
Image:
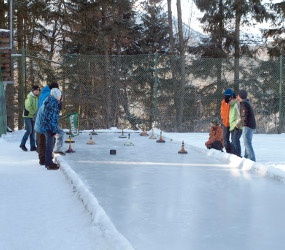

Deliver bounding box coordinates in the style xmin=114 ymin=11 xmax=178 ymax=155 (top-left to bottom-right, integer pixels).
xmin=76 ymin=160 xmax=229 ymax=168
xmin=56 ymin=157 xmax=134 ymax=250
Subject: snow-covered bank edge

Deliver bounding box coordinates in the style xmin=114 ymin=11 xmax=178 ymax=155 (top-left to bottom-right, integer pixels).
xmin=170 ymin=136 xmax=285 ymax=184
xmin=57 ymin=157 xmax=134 ymax=250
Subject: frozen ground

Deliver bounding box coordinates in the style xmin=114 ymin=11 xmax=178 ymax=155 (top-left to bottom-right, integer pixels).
xmin=60 ymin=128 xmax=285 ymax=250
xmin=1 ymin=129 xmax=285 ymax=250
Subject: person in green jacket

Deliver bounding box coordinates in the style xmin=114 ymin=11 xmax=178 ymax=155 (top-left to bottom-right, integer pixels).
xmin=19 ymin=85 xmax=40 ymax=151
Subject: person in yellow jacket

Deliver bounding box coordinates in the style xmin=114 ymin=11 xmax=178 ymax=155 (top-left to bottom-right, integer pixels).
xmin=220 ymin=88 xmax=233 ymax=153
xmin=19 ymin=85 xmax=40 ymax=151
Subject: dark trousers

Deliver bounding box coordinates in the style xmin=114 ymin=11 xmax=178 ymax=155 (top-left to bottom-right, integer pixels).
xmin=230 ymin=128 xmax=242 ymax=157
xmin=37 ymin=132 xmax=46 ymax=164
xmin=45 ymin=131 xmax=54 ymax=166
xmin=207 ymin=140 xmax=223 ymax=151
xmin=222 ymin=125 xmax=231 ymax=153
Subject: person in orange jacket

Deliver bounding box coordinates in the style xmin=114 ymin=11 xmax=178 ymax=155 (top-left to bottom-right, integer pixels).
xmin=220 ymin=88 xmax=233 ymax=153
xmin=205 ymin=118 xmax=224 ymax=151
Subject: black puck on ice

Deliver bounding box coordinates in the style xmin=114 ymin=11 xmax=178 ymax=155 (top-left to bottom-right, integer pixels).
xmin=110 ymin=149 xmax=116 ymax=155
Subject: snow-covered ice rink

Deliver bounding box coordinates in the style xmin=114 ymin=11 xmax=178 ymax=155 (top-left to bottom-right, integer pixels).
xmin=59 ymin=130 xmax=285 ymax=250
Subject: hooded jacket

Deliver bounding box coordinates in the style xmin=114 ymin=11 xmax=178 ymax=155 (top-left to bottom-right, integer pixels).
xmin=229 ymin=99 xmax=242 ymax=131
xmin=38 ymin=86 xmax=51 ymax=108
xmin=240 ymin=99 xmax=256 ymax=129
xmin=205 ymin=125 xmax=224 ymax=147
xmin=40 ymin=96 xmax=60 ymax=135
xmin=23 ymin=91 xmax=38 ymax=118
xmin=220 ymin=99 xmax=230 ymax=127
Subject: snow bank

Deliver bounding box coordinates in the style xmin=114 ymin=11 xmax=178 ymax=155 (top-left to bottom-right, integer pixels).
xmin=173 ymin=137 xmax=285 ymax=184
xmin=57 ymin=157 xmax=134 ymax=250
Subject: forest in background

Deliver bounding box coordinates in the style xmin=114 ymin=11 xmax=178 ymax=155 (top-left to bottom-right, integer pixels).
xmin=0 ymin=0 xmax=284 ymax=133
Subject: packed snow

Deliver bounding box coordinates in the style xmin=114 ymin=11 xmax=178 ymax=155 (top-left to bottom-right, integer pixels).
xmin=1 ymin=128 xmax=285 ymax=250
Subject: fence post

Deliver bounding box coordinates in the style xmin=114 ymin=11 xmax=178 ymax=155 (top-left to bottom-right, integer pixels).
xmin=0 ymin=80 xmax=7 ymax=136
xmin=21 ymin=48 xmax=25 ymax=117
xmin=154 ymin=51 xmax=159 ymax=126
xmin=278 ymin=55 xmax=283 ymax=134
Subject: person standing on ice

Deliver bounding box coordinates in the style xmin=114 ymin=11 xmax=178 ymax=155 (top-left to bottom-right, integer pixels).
xmin=228 ymin=93 xmax=242 ymax=157
xmin=237 ymin=89 xmax=256 ymax=162
xmin=220 ymin=88 xmax=233 ymax=153
xmin=205 ymin=118 xmax=224 ymax=151
xmin=35 ymin=82 xmax=65 ymax=165
xmin=19 ymin=85 xmax=40 ymax=152
xmin=39 ymin=88 xmax=62 ymax=170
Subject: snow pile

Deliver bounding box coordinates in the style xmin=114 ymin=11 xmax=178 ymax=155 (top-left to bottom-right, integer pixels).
xmin=169 ymin=134 xmax=285 ymax=184
xmin=58 ymin=156 xmax=134 ymax=250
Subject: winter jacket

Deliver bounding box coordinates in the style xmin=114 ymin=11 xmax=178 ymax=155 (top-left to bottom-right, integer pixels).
xmin=205 ymin=125 xmax=224 ymax=147
xmin=23 ymin=92 xmax=38 ymax=118
xmin=220 ymin=99 xmax=230 ymax=127
xmin=34 ymin=102 xmax=46 ymax=134
xmin=38 ymin=85 xmax=62 ymax=110
xmin=229 ymin=99 xmax=242 ymax=131
xmin=40 ymin=96 xmax=60 ymax=135
xmin=38 ymin=86 xmax=51 ymax=108
xmin=240 ymin=99 xmax=256 ymax=129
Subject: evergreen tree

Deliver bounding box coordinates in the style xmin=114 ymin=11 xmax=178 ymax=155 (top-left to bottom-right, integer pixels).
xmin=194 ymin=0 xmax=273 ymax=92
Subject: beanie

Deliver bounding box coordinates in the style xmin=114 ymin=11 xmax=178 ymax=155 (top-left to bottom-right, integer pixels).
xmin=32 ymin=85 xmax=40 ymax=91
xmin=49 ymin=82 xmax=59 ymax=89
xmin=224 ymin=88 xmax=233 ymax=96
xmin=238 ymin=89 xmax=247 ymax=99
xmin=50 ymin=88 xmax=62 ymax=99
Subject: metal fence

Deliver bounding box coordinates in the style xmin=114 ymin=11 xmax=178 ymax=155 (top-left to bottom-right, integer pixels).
xmin=1 ymin=50 xmax=285 ymax=136
xmin=0 ymin=80 xmax=7 ymax=136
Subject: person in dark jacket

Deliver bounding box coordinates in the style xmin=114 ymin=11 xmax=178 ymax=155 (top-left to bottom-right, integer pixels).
xmin=40 ymin=88 xmax=62 ymax=170
xmin=238 ymin=89 xmax=256 ymax=162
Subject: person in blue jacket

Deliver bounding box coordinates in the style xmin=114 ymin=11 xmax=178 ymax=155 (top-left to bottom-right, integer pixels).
xmin=35 ymin=82 xmax=65 ymax=165
xmin=40 ymin=88 xmax=62 ymax=170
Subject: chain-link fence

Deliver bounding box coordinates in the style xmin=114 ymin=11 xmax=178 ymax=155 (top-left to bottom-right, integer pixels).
xmin=2 ymin=50 xmax=285 ymax=136
xmin=0 ymin=80 xmax=7 ymax=136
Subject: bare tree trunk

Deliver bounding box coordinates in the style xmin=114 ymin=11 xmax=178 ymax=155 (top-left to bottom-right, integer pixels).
xmin=234 ymin=5 xmax=241 ymax=93
xmin=102 ymin=2 xmax=112 ymax=128
xmin=16 ymin=12 xmax=25 ymax=129
xmin=0 ymin=0 xmax=6 ymax=28
xmin=176 ymin=0 xmax=186 ymax=132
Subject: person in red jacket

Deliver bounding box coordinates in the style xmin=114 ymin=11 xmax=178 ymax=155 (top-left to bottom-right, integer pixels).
xmin=205 ymin=118 xmax=224 ymax=151
xmin=220 ymin=88 xmax=233 ymax=153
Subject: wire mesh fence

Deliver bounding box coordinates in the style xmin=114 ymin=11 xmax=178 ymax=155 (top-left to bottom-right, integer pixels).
xmin=0 ymin=81 xmax=7 ymax=136
xmin=2 ymin=50 xmax=285 ymax=136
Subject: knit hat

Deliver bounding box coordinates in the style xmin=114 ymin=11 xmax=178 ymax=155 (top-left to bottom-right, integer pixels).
xmin=49 ymin=82 xmax=59 ymax=89
xmin=50 ymin=88 xmax=62 ymax=99
xmin=211 ymin=118 xmax=220 ymax=126
xmin=31 ymin=85 xmax=40 ymax=91
xmin=238 ymin=89 xmax=247 ymax=99
xmin=224 ymin=88 xmax=233 ymax=97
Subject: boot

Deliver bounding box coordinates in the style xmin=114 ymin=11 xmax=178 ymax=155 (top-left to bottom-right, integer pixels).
xmin=46 ymin=163 xmax=60 ymax=170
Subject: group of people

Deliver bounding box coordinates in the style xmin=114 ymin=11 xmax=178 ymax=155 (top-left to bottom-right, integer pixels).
xmin=205 ymin=88 xmax=256 ymax=162
xmin=19 ymin=82 xmax=65 ymax=170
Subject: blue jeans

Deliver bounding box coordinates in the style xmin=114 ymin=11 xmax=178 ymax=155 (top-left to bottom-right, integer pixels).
xmin=242 ymin=126 xmax=256 ymax=162
xmin=54 ymin=126 xmax=65 ymax=152
xmin=222 ymin=125 xmax=231 ymax=153
xmin=20 ymin=117 xmax=36 ymax=148
xmin=45 ymin=131 xmax=54 ymax=166
xmin=231 ymin=128 xmax=242 ymax=157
